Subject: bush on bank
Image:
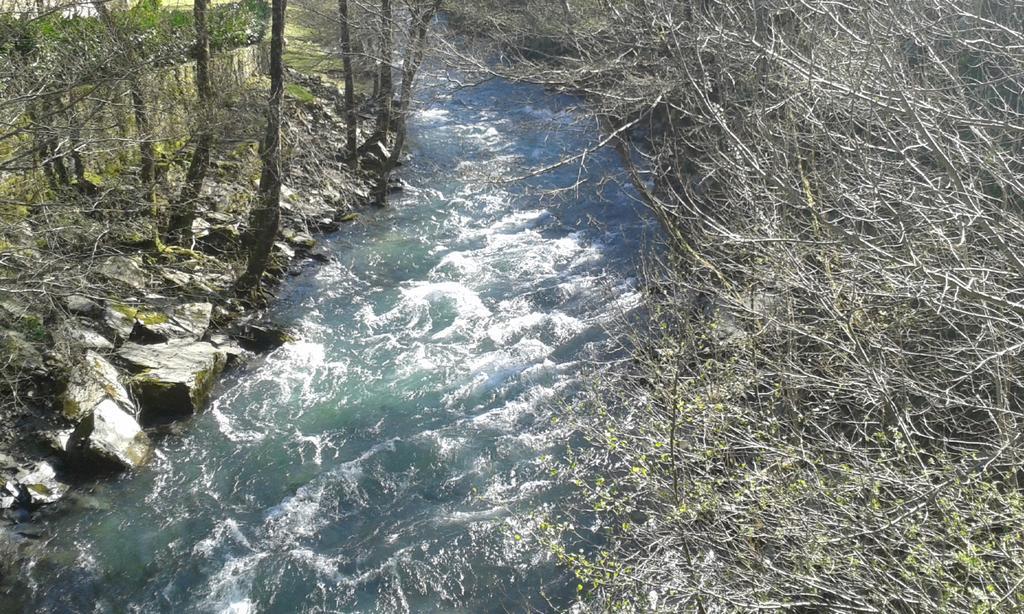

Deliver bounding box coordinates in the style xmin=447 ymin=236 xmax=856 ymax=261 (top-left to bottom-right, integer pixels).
xmin=0 ymin=0 xmax=268 ymax=75
xmin=447 ymin=0 xmax=1024 ymax=610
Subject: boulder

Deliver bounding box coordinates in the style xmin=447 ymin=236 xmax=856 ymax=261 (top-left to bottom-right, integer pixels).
xmin=360 ymin=140 xmax=391 ymax=168
xmin=130 ymin=303 xmax=212 ymax=344
xmin=0 ymin=452 xmax=16 ymax=471
xmin=209 ymin=333 xmax=246 ymax=365
xmin=0 ymin=294 xmax=32 ymax=329
xmin=3 ymin=220 xmax=33 ymax=245
xmin=311 ymin=217 xmax=339 ymax=232
xmin=0 ymin=330 xmax=45 ymax=375
xmin=1 ymin=479 xmax=29 ymax=512
xmin=60 ymin=351 xmax=132 ymax=422
xmin=96 ymin=255 xmax=149 ymax=290
xmin=55 ymin=320 xmax=114 ymax=351
xmin=57 ymin=352 xmax=152 ymax=472
xmin=233 ymin=324 xmax=292 ymax=353
xmin=274 ymin=241 xmax=296 ymax=261
xmin=118 ymin=340 xmax=227 ymax=421
xmin=65 ymin=294 xmax=103 ymax=318
xmin=70 ymin=399 xmax=151 ymax=470
xmin=102 ymin=304 xmax=139 ymax=341
xmin=195 ymin=224 xmax=241 ymax=255
xmin=307 ymin=250 xmax=332 ymax=264
xmin=160 ymin=269 xmax=194 ymax=289
xmin=10 ymin=461 xmax=68 ymax=507
xmin=160 ymin=270 xmax=228 ymax=294
xmin=282 ymin=228 xmax=316 ymax=250
xmin=38 ymin=429 xmax=73 ymax=456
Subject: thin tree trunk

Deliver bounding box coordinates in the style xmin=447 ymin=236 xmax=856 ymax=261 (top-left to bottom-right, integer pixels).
xmin=167 ymin=0 xmax=214 ymax=243
xmin=31 ymin=98 xmax=69 ymax=190
xmin=339 ymin=0 xmax=358 ymax=165
xmin=372 ymin=1 xmax=437 ymax=205
xmin=376 ymin=0 xmax=394 ymax=138
xmin=239 ymin=0 xmax=287 ymax=292
xmin=130 ymin=89 xmax=156 ymax=201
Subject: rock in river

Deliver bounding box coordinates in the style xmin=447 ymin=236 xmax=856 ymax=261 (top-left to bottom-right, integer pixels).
xmin=4 ymin=462 xmax=69 ymax=508
xmin=70 ymin=399 xmax=151 ymax=471
xmin=59 ymin=351 xmax=151 ymax=471
xmin=118 ymin=340 xmax=227 ymax=421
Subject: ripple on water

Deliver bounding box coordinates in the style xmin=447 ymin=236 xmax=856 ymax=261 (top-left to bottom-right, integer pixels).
xmin=7 ymin=63 xmax=654 ymax=613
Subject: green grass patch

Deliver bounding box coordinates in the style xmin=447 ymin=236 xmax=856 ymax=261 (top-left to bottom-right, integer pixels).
xmin=285 ymin=83 xmax=316 ymax=104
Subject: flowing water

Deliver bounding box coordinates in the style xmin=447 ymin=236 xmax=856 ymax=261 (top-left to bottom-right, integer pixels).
xmin=5 ymin=67 xmax=655 ymax=612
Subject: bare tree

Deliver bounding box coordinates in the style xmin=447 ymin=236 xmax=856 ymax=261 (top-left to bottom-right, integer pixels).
xmin=451 ymin=0 xmax=1024 ymax=610
xmin=166 ymin=0 xmax=214 ymax=244
xmin=370 ymin=0 xmax=439 ymax=204
xmin=338 ymin=0 xmax=358 ymax=165
xmin=239 ymin=0 xmax=288 ymax=292
xmin=91 ymin=0 xmax=156 ymax=202
xmin=374 ymin=0 xmax=394 ymax=141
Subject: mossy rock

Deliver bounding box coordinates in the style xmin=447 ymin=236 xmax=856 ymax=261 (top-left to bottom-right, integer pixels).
xmin=1 ymin=329 xmax=45 ymax=374
xmin=70 ymin=399 xmax=151 ymax=472
xmin=60 ymin=351 xmax=134 ymax=422
xmin=136 ymin=311 xmax=169 ymax=326
xmin=119 ymin=340 xmax=227 ymax=423
xmin=129 ymin=303 xmax=213 ymax=343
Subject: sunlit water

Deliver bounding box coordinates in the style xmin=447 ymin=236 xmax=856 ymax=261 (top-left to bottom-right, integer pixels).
xmin=4 ymin=68 xmax=655 ymax=612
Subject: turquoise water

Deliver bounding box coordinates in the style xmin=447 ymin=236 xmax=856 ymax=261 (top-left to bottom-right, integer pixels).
xmin=6 ymin=69 xmax=654 ymax=612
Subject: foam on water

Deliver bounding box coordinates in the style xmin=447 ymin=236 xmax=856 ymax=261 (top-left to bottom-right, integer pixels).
xmin=5 ymin=57 xmax=656 ymax=614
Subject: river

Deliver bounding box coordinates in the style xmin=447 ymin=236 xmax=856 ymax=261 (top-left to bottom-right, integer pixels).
xmin=5 ymin=64 xmax=655 ymax=612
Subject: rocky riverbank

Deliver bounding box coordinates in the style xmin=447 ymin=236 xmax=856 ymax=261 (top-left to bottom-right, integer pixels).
xmin=0 ymin=69 xmax=391 ymax=537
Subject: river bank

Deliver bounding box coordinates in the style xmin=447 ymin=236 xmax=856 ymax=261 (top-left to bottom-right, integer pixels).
xmin=0 ymin=66 xmax=393 ymax=540
xmin=2 ymin=52 xmax=656 ymax=610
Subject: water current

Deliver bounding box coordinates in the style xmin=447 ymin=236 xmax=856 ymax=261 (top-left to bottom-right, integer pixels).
xmin=6 ymin=64 xmax=655 ymax=612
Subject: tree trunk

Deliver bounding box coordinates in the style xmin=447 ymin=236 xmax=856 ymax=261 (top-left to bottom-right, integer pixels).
xmin=339 ymin=0 xmax=358 ymax=165
xmin=239 ymin=0 xmax=287 ymax=293
xmin=167 ymin=0 xmax=214 ymax=243
xmin=371 ymin=1 xmax=438 ymax=205
xmin=376 ymin=0 xmax=394 ymax=138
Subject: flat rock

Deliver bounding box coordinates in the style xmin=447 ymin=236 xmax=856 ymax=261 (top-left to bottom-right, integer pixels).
xmin=56 ymin=320 xmax=114 ymax=351
xmin=119 ymin=340 xmax=227 ymax=420
xmin=60 ymin=351 xmax=133 ymax=422
xmin=65 ymin=294 xmax=103 ymax=317
xmin=96 ymin=255 xmax=149 ymax=290
xmin=131 ymin=303 xmax=212 ymax=343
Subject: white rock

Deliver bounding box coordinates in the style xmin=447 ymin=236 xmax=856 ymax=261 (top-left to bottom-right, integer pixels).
xmin=77 ymin=399 xmax=151 ymax=470
xmin=61 ymin=351 xmax=133 ymax=421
